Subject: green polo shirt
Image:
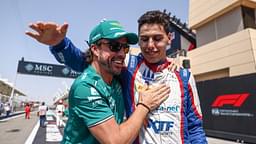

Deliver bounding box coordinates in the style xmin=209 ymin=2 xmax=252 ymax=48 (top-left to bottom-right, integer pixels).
xmin=62 ymin=65 xmax=124 ymax=144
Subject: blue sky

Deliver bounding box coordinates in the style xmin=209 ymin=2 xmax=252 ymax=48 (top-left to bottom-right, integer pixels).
xmin=0 ymin=0 xmax=189 ymax=104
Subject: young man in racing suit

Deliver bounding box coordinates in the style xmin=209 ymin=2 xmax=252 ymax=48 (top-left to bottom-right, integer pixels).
xmin=26 ymin=11 xmax=207 ymax=144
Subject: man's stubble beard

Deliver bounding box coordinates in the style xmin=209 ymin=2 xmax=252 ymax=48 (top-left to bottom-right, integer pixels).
xmin=98 ymin=55 xmax=121 ymax=76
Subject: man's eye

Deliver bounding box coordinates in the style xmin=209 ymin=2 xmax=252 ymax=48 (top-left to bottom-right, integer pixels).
xmin=140 ymin=37 xmax=149 ymax=42
xmin=153 ymin=36 xmax=163 ymax=42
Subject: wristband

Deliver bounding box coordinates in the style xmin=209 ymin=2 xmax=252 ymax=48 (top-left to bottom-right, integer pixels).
xmin=136 ymin=102 xmax=150 ymax=112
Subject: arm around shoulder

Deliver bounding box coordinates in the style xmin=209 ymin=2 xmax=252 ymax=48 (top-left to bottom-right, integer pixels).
xmin=50 ymin=37 xmax=87 ymax=72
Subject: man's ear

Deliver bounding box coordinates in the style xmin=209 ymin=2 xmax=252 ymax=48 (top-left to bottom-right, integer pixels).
xmin=167 ymin=32 xmax=173 ymax=45
xmin=90 ymin=44 xmax=99 ymax=57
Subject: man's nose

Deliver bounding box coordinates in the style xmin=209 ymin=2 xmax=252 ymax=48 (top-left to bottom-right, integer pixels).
xmin=116 ymin=47 xmax=126 ymax=57
xmin=147 ymin=38 xmax=155 ymax=48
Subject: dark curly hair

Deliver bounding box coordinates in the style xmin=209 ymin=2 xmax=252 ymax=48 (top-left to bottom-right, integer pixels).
xmin=138 ymin=10 xmax=171 ymax=34
xmin=83 ymin=49 xmax=93 ymax=64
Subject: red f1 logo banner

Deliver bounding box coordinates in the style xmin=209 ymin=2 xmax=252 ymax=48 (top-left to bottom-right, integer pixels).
xmin=211 ymin=93 xmax=250 ymax=107
xmin=196 ymin=73 xmax=256 ymax=143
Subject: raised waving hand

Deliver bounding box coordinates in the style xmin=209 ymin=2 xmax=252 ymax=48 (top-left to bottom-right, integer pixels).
xmin=26 ymin=22 xmax=68 ymax=46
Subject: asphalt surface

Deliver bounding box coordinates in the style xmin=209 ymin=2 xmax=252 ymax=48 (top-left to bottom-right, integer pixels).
xmin=0 ymin=111 xmax=244 ymax=144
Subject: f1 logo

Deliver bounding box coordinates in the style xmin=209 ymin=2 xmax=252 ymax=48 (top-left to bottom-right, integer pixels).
xmin=212 ymin=93 xmax=250 ymax=107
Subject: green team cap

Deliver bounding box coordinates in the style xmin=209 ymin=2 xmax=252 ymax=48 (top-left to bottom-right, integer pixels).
xmin=89 ymin=20 xmax=138 ymax=45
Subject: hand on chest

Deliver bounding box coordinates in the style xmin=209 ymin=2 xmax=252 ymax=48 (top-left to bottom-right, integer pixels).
xmin=134 ymin=66 xmax=182 ymax=104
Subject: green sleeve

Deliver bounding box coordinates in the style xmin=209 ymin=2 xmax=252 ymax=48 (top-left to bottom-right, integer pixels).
xmin=71 ymin=82 xmax=113 ymax=127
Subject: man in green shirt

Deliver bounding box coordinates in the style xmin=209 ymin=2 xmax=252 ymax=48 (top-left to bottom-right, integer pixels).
xmin=27 ymin=20 xmax=170 ymax=144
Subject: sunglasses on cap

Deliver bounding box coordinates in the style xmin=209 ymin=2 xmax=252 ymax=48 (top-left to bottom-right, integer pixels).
xmin=97 ymin=40 xmax=130 ymax=54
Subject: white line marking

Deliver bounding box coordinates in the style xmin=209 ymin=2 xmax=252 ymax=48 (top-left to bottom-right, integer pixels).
xmin=25 ymin=120 xmax=40 ymax=144
xmin=46 ymin=124 xmax=62 ymax=142
xmin=46 ymin=115 xmax=54 ymax=121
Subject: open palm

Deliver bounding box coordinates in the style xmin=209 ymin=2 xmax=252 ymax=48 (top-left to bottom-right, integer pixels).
xmin=26 ymin=22 xmax=68 ymax=46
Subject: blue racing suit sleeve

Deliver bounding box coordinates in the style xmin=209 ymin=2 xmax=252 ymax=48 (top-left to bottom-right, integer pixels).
xmin=49 ymin=37 xmax=87 ymax=72
xmin=187 ymin=95 xmax=207 ymax=143
xmin=181 ymin=69 xmax=208 ymax=144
